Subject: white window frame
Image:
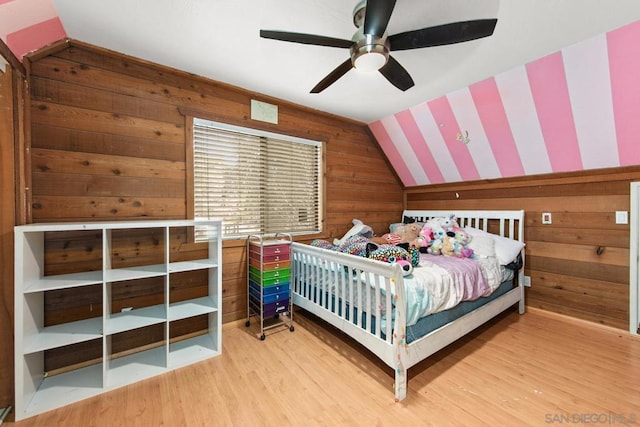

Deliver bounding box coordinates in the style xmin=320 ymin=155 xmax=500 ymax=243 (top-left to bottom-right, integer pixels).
xmin=192 ymin=118 xmax=324 ymax=239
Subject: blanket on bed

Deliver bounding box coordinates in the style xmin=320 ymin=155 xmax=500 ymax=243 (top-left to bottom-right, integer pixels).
xmin=400 ymin=254 xmax=502 ymax=326
xmin=305 ymin=240 xmax=504 ymax=327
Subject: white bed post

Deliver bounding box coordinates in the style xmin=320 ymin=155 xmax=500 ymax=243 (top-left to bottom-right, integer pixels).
xmin=391 ymin=265 xmax=408 ymax=401
xmin=517 ymin=210 xmax=526 ymax=315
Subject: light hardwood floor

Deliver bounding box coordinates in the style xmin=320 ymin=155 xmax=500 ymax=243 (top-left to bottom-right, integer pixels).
xmin=8 ymin=308 xmax=640 ymax=426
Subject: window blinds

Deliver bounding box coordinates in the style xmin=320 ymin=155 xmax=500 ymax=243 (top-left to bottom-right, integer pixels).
xmin=193 ymin=119 xmax=322 ymax=238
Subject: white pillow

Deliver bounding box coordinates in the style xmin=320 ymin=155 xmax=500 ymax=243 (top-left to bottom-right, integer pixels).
xmin=464 ymin=227 xmax=524 ymax=265
xmin=466 ymin=234 xmax=496 ymax=259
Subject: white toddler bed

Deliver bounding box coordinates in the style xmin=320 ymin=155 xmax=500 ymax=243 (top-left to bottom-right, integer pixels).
xmin=291 ymin=209 xmax=525 ymax=401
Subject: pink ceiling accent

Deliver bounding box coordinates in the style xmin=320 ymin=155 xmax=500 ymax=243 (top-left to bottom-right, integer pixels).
xmin=608 ymin=20 xmax=640 ymax=166
xmin=369 ymin=120 xmax=417 ymax=186
xmin=395 ymin=110 xmax=445 ymax=184
xmin=370 ymin=19 xmax=640 ymax=187
xmin=469 ymin=78 xmax=525 ymax=178
xmin=428 ymin=96 xmax=480 ymax=181
xmin=0 ymin=0 xmax=66 ymax=60
xmin=526 ymin=52 xmax=583 ymax=172
xmin=6 ymin=17 xmax=65 ymax=59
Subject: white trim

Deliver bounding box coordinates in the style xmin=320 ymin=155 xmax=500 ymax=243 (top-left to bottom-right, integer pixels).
xmin=194 ymin=117 xmax=322 ymax=147
xmin=630 ymin=183 xmax=640 ymax=335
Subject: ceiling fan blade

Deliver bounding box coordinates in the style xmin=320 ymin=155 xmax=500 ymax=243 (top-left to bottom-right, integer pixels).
xmin=379 ymin=55 xmax=414 ymax=91
xmin=363 ymin=0 xmax=397 ymax=37
xmin=310 ymin=58 xmax=354 ymax=93
xmin=260 ymin=30 xmax=353 ymax=48
xmin=389 ymin=19 xmax=498 ymax=51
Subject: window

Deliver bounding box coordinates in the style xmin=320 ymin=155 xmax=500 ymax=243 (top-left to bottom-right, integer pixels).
xmin=193 ymin=118 xmax=323 ymax=238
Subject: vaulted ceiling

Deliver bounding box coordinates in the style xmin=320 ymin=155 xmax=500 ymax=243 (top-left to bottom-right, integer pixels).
xmin=3 ymin=0 xmax=640 ymax=123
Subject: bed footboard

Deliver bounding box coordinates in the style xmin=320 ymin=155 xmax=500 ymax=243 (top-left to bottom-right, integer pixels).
xmin=291 ymin=242 xmax=408 ymax=374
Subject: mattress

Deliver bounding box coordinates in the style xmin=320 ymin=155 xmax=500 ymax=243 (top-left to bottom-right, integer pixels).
xmin=404 ymin=279 xmax=513 ymax=343
xmin=295 ymin=267 xmax=515 ymax=344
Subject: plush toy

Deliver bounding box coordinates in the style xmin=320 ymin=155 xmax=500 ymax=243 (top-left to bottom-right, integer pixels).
xmin=310 ymin=239 xmax=337 ymax=251
xmin=426 ymin=227 xmax=447 ymax=255
xmin=333 ymin=219 xmax=374 ymax=246
xmin=312 ymin=235 xmax=418 ymax=276
xmin=425 ymin=214 xmax=457 ymax=235
xmin=414 ymin=224 xmax=434 ymax=252
xmin=336 ymin=234 xmax=372 ymax=257
xmin=373 ymin=222 xmax=423 ymax=247
xmin=440 ymin=237 xmax=457 ymax=257
xmin=366 ymin=243 xmax=415 ymax=276
xmin=422 ymin=215 xmax=475 ymax=258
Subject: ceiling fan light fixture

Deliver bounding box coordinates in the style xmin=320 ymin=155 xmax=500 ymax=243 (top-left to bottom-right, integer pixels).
xmin=351 ymin=34 xmax=389 ymax=72
xmin=353 ymin=51 xmax=387 ymax=72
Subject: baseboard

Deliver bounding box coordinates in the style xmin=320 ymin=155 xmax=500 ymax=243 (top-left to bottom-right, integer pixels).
xmin=526 ymin=307 xmax=638 ymax=338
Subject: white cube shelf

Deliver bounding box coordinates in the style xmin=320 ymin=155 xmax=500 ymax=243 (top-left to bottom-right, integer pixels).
xmin=14 ymin=219 xmax=222 ymax=420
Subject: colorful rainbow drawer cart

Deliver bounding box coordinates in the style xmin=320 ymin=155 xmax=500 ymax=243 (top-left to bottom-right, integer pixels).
xmin=246 ymin=233 xmax=294 ymax=339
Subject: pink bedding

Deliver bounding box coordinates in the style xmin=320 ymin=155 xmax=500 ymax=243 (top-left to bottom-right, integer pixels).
xmin=399 ymin=253 xmax=503 ymax=326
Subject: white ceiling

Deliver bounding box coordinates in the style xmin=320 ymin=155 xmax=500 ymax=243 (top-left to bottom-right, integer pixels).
xmin=52 ymin=0 xmax=640 ymax=123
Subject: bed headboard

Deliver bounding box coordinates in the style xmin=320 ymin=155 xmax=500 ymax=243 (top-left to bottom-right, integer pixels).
xmin=402 ymin=209 xmax=525 ymax=242
xmin=402 ymin=209 xmax=526 ymax=287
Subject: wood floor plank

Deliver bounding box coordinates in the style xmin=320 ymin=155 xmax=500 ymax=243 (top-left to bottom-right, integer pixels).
xmin=7 ymin=308 xmax=640 ymax=426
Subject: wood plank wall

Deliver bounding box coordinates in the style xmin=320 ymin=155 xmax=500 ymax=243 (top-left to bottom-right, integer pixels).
xmin=0 ymin=61 xmax=18 ymax=409
xmin=405 ymin=166 xmax=638 ymax=330
xmin=23 ymin=38 xmax=403 ymax=347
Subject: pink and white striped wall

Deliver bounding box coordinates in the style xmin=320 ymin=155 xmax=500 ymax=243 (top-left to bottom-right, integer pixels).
xmin=370 ymin=19 xmax=640 ymax=187
xmin=0 ymin=0 xmax=66 ymax=60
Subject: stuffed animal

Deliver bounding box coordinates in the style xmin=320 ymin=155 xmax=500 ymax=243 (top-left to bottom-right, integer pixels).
xmin=310 ymin=239 xmax=337 ymax=251
xmin=427 ymin=227 xmax=447 ymax=255
xmin=414 ymin=224 xmax=434 ymax=252
xmin=423 ymin=215 xmax=474 ymax=258
xmin=312 ymin=235 xmax=418 ymax=276
xmin=424 ymin=214 xmax=457 ymax=235
xmin=336 ymin=234 xmax=372 ymax=257
xmin=366 ymin=243 xmax=415 ymax=276
xmin=373 ymin=222 xmax=423 ymax=247
xmin=440 ymin=237 xmax=456 ymax=257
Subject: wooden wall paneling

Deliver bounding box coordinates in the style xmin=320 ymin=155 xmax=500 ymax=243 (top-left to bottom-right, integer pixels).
xmin=43 ymin=229 xmax=103 ymax=276
xmin=23 ymin=39 xmax=403 ymax=354
xmin=0 ymin=60 xmax=17 ymax=409
xmin=30 ymin=77 xmax=185 ymax=125
xmin=31 ymin=148 xmax=185 ymax=180
xmin=44 ymin=339 xmax=102 ymax=374
xmin=405 ymin=167 xmax=639 ymax=330
xmin=108 ymin=277 xmax=165 ymax=314
xmin=169 ymin=270 xmax=208 ymax=304
xmin=45 ymin=284 xmax=102 ymax=326
xmin=106 ymin=228 xmax=165 ymax=268
xmin=32 ymin=173 xmax=185 ymax=199
xmin=32 ymin=196 xmax=185 ymax=221
xmin=31 ymin=125 xmax=186 ymax=162
xmin=31 ymin=101 xmax=184 ymax=143
xmin=220 ymin=245 xmax=247 ymax=324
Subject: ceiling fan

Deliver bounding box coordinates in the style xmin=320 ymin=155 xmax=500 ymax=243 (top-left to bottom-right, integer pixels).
xmin=260 ymin=0 xmax=497 ymax=93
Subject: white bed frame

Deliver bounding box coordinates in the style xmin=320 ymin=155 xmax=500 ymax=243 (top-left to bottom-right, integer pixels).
xmin=291 ymin=209 xmax=525 ymax=401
